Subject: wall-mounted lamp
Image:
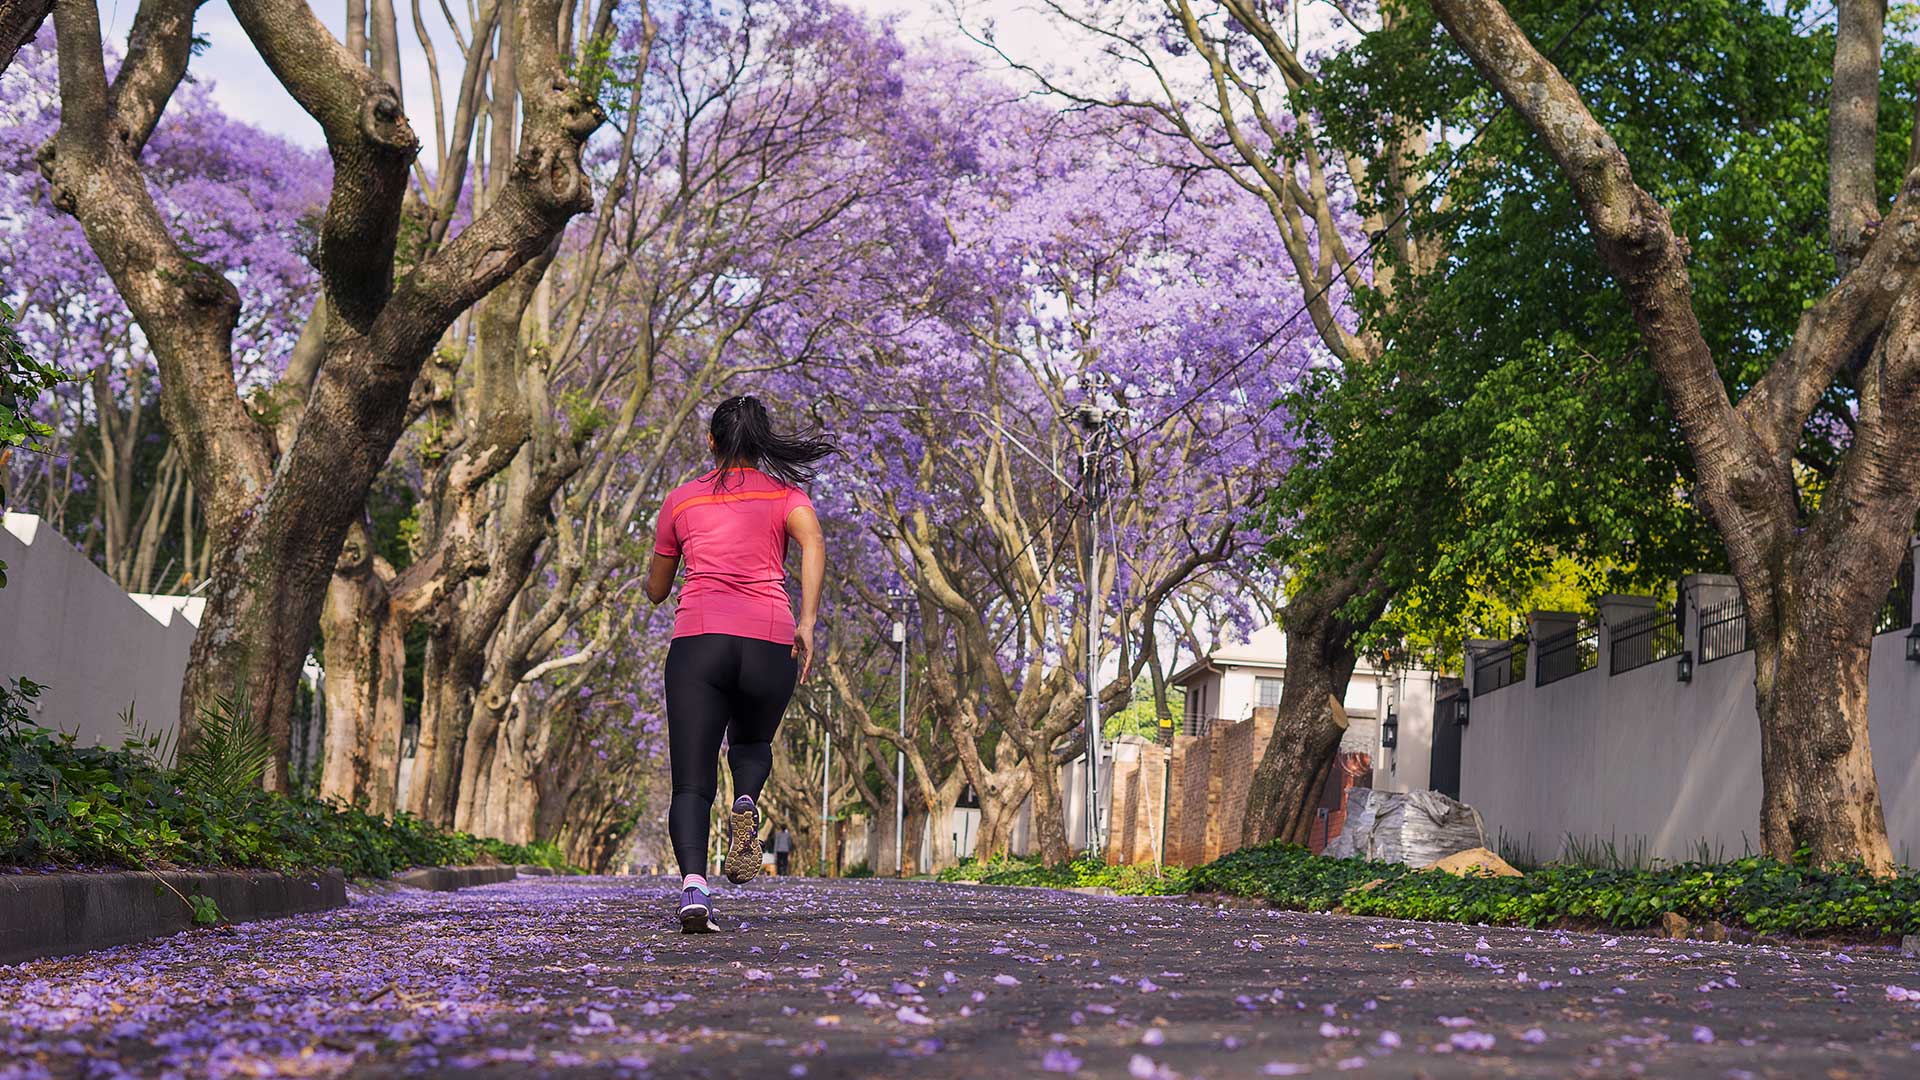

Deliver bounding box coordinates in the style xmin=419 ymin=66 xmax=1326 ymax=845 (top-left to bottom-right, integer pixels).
xmin=1907 ymin=624 xmax=1920 ymax=664
xmin=1381 ymin=709 xmax=1399 ymax=750
xmin=1677 ymin=650 xmax=1694 ymax=684
xmin=1455 ymin=694 xmax=1470 ymax=727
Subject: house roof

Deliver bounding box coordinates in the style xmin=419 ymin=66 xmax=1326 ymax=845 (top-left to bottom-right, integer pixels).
xmin=1168 ymin=622 xmax=1426 ymax=687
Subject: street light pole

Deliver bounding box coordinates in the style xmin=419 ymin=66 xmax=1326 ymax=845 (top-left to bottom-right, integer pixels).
xmin=1070 ymin=402 xmax=1110 ymax=860
xmin=890 ymin=591 xmax=908 ymax=877
xmin=821 ymin=691 xmax=832 ymax=873
xmin=1084 ymin=495 xmax=1101 ymax=857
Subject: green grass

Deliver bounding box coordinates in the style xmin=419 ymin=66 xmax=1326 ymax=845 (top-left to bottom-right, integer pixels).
xmin=938 ymin=852 xmax=1191 ymax=895
xmin=1 ymin=686 xmax=574 ymax=878
xmin=940 ymin=841 xmax=1920 ymax=939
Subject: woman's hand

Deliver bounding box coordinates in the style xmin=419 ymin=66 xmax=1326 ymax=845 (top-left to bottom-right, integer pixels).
xmin=792 ymin=620 xmax=816 ymax=681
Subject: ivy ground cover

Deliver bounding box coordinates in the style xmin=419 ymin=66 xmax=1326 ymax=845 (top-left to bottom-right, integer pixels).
xmin=942 ymin=843 xmax=1920 ymax=940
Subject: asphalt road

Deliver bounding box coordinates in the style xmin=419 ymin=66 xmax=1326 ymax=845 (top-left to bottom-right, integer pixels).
xmin=3 ymin=875 xmax=1918 ymax=1078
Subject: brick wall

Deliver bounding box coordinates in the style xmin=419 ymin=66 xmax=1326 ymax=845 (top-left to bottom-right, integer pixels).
xmin=1105 ymin=708 xmax=1288 ymax=867
xmin=1168 ymin=733 xmax=1211 ymax=865
xmin=1105 ymin=748 xmax=1148 ymax=865
xmin=1309 ymin=753 xmax=1374 ymax=854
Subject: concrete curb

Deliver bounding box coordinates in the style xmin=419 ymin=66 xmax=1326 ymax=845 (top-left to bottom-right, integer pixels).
xmin=390 ymin=865 xmax=519 ymax=892
xmin=514 ymin=865 xmax=558 ymax=877
xmin=0 ymin=869 xmax=346 ymax=966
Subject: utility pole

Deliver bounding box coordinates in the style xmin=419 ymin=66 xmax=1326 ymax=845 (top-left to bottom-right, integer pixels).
xmin=1069 ymin=401 xmax=1111 ymax=860
xmin=1157 ymin=686 xmax=1172 ymax=874
xmin=890 ymin=589 xmax=909 ymax=877
xmin=821 ymin=691 xmax=833 ymax=874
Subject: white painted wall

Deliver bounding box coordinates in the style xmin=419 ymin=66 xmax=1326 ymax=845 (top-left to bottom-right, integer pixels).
xmin=1462 ymin=563 xmax=1920 ymax=865
xmin=0 ymin=514 xmax=198 ymax=748
xmin=1370 ymin=669 xmax=1443 ymax=795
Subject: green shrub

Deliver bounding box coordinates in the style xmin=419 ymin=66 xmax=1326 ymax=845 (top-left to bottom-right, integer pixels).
xmin=937 ymin=838 xmax=1920 ymax=938
xmin=0 ymin=708 xmax=576 ymax=878
xmin=843 ymin=860 xmax=873 ymax=878
xmin=1193 ymin=841 xmax=1920 ymax=938
xmin=939 ymin=852 xmax=1190 ymax=895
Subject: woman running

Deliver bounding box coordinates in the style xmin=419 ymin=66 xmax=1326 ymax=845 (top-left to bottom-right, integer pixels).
xmin=646 ymin=395 xmax=831 ymax=933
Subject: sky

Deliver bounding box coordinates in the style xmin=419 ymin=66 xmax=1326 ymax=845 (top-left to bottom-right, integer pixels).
xmin=94 ymin=0 xmax=1081 ymax=151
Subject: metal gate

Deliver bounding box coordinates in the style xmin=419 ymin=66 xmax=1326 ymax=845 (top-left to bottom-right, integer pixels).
xmin=1429 ymin=685 xmax=1464 ymax=799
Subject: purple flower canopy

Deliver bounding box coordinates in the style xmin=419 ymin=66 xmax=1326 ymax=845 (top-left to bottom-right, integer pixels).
xmin=0 ymin=1 xmax=1352 ymax=784
xmin=0 ymin=29 xmax=330 ymax=405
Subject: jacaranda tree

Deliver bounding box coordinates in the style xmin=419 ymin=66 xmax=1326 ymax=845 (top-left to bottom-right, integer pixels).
xmin=813 ymin=78 xmax=1308 ymax=865
xmin=38 ymin=0 xmax=603 ymax=788
xmin=2 ymin=34 xmax=327 ymax=593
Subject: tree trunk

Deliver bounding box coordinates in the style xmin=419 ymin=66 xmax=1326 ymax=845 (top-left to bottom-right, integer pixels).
xmin=1026 ymin=752 xmax=1072 ymax=867
xmin=972 ymin=775 xmax=1030 ymax=859
xmin=902 ymin=799 xmax=929 ymax=877
xmin=868 ymin=804 xmax=891 ymax=875
xmin=317 ymin=523 xmax=406 ymax=813
xmin=920 ymin=770 xmax=967 ymax=872
xmin=1243 ymin=682 xmax=1349 ymax=849
xmin=1747 ymin=532 xmax=1907 ymax=869
xmin=454 ymin=678 xmax=512 ymax=833
xmin=1240 ymin=588 xmax=1369 ymax=849
xmin=1754 ymin=627 xmax=1891 ymax=866
xmin=407 ymin=631 xmax=477 ymax=826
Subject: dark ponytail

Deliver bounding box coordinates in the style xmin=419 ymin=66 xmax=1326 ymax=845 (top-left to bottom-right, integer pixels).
xmin=709 ymin=394 xmax=837 ymax=488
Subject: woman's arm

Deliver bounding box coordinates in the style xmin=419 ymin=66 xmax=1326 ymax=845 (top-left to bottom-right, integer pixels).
xmin=645 ymin=552 xmax=679 ymax=605
xmin=787 ymin=505 xmax=826 ymax=679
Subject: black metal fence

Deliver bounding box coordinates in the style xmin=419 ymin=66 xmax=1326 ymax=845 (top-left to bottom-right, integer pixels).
xmin=1472 ymin=640 xmax=1526 ymax=696
xmin=1535 ymin=622 xmax=1598 ymax=686
xmin=1609 ymin=608 xmax=1682 ymax=674
xmin=1697 ymin=594 xmax=1750 ymax=664
xmin=1876 ymin=550 xmax=1915 ymax=635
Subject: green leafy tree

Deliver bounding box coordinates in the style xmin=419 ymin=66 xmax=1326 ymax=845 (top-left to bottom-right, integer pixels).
xmin=0 ymin=299 xmax=60 ymax=454
xmin=1282 ymin=0 xmax=1886 ymax=657
xmin=1430 ymin=0 xmax=1920 ymax=870
xmin=2 ymin=298 xmax=64 ymax=593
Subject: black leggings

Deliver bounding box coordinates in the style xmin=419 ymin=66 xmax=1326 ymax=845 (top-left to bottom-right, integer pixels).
xmin=665 ymin=633 xmax=798 ymax=877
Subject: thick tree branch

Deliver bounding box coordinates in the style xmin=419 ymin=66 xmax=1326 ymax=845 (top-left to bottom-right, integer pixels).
xmin=228 ymin=0 xmax=419 ymax=326
xmin=0 ymin=0 xmax=49 ymax=77
xmin=43 ymin=0 xmax=270 ymax=533
xmin=106 ymin=0 xmax=208 ymax=153
xmin=1830 ymin=0 xmax=1887 ymax=270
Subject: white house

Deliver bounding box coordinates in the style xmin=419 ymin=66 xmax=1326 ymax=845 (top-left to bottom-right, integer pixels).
xmin=1168 ymin=622 xmax=1450 ymax=794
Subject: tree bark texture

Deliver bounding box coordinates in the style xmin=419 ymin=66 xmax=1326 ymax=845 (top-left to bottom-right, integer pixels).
xmin=0 ymin=0 xmax=51 ymax=78
xmin=1239 ymin=547 xmax=1383 ymax=849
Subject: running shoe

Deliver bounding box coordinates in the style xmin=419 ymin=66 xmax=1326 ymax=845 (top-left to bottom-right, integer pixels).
xmin=679 ymin=885 xmax=717 ymax=933
xmin=722 ymin=796 xmax=762 ymax=884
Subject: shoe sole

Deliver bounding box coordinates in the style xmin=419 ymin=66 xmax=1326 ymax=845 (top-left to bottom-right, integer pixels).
xmin=680 ymin=906 xmax=716 ymax=933
xmin=723 ymin=807 xmax=761 ymax=884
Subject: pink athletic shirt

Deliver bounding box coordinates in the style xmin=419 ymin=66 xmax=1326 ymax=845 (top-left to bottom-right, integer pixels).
xmin=653 ymin=467 xmax=813 ymax=644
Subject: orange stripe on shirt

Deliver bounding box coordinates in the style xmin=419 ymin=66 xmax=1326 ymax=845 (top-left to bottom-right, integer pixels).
xmin=670 ymin=488 xmax=791 ymax=520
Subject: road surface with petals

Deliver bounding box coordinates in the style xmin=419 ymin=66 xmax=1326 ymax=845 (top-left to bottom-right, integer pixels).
xmin=2 ymin=875 xmax=1918 ymax=1078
